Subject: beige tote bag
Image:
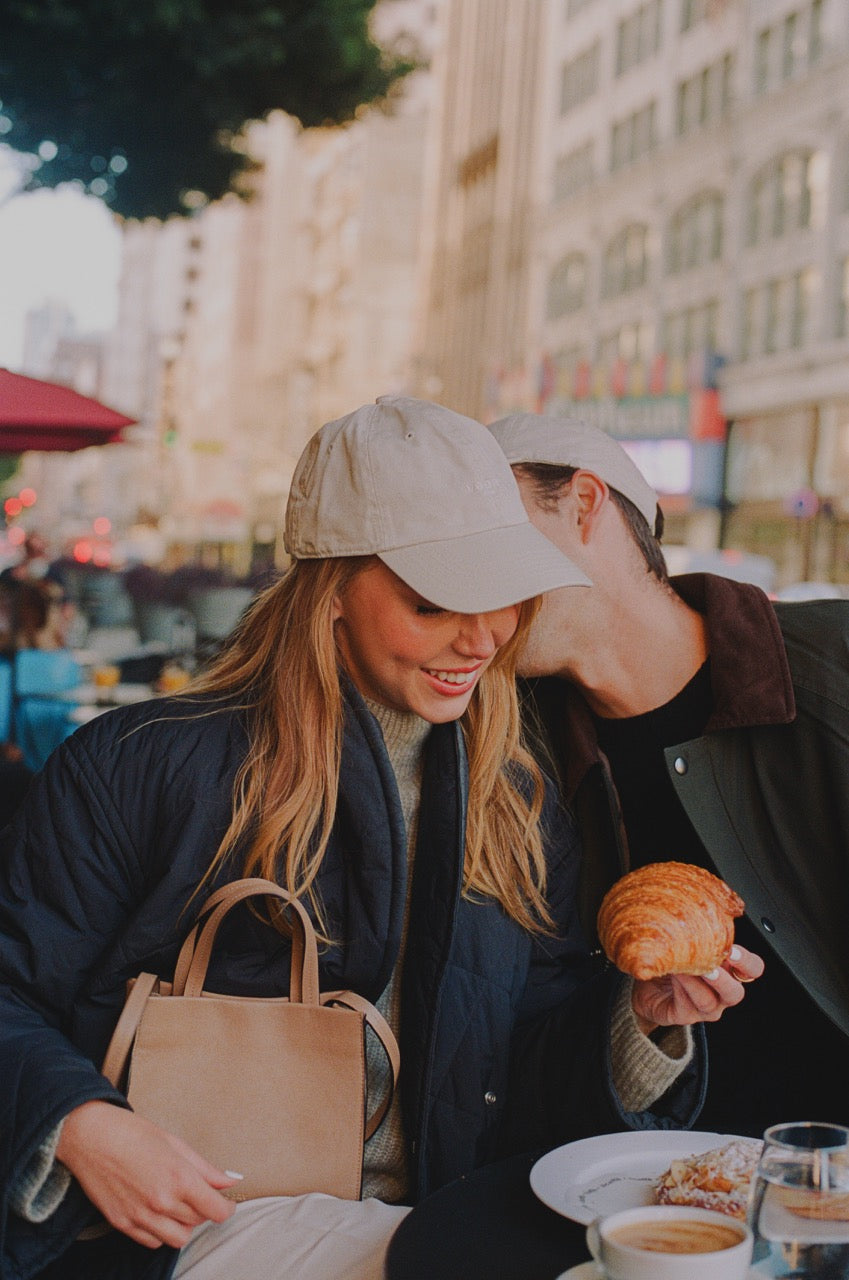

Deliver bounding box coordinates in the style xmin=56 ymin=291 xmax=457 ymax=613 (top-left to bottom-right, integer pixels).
xmin=100 ymin=877 xmax=400 ymax=1203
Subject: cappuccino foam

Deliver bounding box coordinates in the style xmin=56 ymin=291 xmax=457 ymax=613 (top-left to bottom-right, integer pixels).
xmin=609 ymin=1218 xmax=744 ymax=1254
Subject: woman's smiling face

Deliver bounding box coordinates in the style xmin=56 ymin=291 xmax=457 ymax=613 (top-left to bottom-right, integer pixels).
xmin=333 ymin=561 xmax=520 ymax=722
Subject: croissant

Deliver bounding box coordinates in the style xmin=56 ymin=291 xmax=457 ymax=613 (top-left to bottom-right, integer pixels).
xmin=597 ymin=861 xmax=745 ymax=980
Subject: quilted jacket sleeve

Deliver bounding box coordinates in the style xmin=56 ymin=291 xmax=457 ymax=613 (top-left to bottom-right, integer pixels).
xmin=0 ymin=730 xmax=147 ymax=1273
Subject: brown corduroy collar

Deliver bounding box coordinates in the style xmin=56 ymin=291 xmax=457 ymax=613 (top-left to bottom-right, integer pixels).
xmin=558 ymin=572 xmax=796 ymax=802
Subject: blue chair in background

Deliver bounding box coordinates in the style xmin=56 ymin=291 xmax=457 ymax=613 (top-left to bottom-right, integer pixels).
xmin=0 ymin=659 xmax=13 ymax=746
xmin=13 ymin=649 xmax=82 ymax=773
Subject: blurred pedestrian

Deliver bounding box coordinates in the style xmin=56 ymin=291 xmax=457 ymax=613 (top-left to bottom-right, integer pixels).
xmin=0 ymin=532 xmax=74 ymax=649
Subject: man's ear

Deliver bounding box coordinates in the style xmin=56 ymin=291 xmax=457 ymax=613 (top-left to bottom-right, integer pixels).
xmin=570 ymin=471 xmax=609 ymax=537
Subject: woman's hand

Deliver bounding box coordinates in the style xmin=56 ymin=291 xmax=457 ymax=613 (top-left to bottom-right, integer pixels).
xmin=630 ymin=944 xmax=765 ymax=1036
xmin=56 ymin=1101 xmax=239 ymax=1249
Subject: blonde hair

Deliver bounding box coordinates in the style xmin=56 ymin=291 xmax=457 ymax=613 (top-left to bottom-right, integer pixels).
xmin=188 ymin=557 xmax=552 ymax=936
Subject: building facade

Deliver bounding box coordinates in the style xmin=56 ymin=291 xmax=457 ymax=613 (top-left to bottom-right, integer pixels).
xmin=416 ymin=0 xmax=849 ymax=585
xmin=100 ymin=0 xmax=441 ymax=567
xmin=412 ymin=0 xmax=544 ymax=418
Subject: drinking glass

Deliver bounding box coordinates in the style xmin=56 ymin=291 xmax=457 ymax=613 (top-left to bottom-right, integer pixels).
xmin=748 ymin=1122 xmax=849 ymax=1277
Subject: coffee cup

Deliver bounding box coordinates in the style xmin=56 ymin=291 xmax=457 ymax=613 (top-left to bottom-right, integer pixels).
xmin=585 ymin=1204 xmax=753 ymax=1279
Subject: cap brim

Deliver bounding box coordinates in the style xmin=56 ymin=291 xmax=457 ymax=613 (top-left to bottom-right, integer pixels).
xmin=379 ymin=522 xmax=591 ymax=613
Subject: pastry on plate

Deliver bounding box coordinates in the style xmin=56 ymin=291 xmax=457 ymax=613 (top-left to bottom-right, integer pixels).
xmin=596 ymin=860 xmax=745 ymax=980
xmin=654 ymin=1138 xmax=763 ymax=1219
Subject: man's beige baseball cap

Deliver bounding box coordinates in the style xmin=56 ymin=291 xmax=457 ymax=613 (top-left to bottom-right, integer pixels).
xmin=489 ymin=412 xmax=660 ymax=530
xmin=284 ymin=396 xmax=591 ymax=612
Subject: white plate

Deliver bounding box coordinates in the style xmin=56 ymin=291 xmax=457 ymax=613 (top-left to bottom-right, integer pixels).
xmin=531 ymin=1129 xmax=747 ymax=1225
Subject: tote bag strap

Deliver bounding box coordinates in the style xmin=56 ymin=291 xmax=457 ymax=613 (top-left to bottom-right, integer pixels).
xmin=322 ymin=990 xmax=401 ymax=1139
xmin=100 ymin=971 xmax=159 ymax=1088
xmin=174 ymin=878 xmax=319 ymax=1004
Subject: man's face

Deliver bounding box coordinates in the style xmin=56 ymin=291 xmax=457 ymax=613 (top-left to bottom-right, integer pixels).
xmin=513 ymin=473 xmax=586 ymax=677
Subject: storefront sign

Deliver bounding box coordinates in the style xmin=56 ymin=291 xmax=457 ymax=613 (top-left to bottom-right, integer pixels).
xmin=544 ymin=394 xmax=691 ymax=440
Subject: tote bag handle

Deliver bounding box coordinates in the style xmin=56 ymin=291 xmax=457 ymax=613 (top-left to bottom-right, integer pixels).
xmin=172 ymin=878 xmax=319 ymax=1003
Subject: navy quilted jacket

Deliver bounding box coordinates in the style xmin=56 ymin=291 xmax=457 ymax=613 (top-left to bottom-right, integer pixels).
xmin=0 ymin=687 xmax=704 ymax=1280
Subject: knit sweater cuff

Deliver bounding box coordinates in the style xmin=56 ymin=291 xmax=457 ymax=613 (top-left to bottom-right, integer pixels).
xmin=610 ymin=980 xmax=693 ymax=1114
xmin=10 ymin=1119 xmax=72 ymax=1223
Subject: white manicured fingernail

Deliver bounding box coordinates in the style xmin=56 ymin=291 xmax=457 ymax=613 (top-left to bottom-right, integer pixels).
xmin=225 ymin=1171 xmax=244 ymax=1180
xmin=704 ymin=968 xmax=721 ymax=980
xmin=730 ymin=946 xmax=742 ymax=961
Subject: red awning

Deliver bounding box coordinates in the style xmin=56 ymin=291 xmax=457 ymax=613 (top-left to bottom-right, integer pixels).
xmin=0 ymin=368 xmax=137 ymax=452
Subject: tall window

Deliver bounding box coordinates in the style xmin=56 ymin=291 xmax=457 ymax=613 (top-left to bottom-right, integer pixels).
xmin=782 ymin=11 xmax=800 ymax=80
xmin=662 ymin=300 xmax=719 ymax=358
xmin=764 ymin=278 xmax=789 ymax=353
xmin=547 ymin=254 xmax=587 ymax=319
xmin=553 ymin=142 xmax=595 ymax=203
xmin=755 ymin=2 xmax=825 ymax=96
xmin=681 ymin=0 xmax=710 ymax=33
xmin=616 ymin=0 xmax=662 ymax=77
xmin=560 ymin=42 xmax=600 ymax=114
xmin=739 ymin=269 xmax=821 ymax=358
xmin=602 ymin=224 xmax=650 ymax=297
xmin=837 ymin=258 xmax=849 ymax=338
xmin=747 ymin=151 xmax=825 ymax=244
xmin=610 ymin=101 xmax=657 ymax=172
xmin=755 ymin=27 xmax=773 ymax=95
xmin=676 ymin=54 xmax=734 ymax=136
xmin=741 ymin=287 xmax=759 ymax=361
xmin=791 ymin=267 xmax=818 ymax=347
xmin=667 ymin=193 xmax=724 ymax=273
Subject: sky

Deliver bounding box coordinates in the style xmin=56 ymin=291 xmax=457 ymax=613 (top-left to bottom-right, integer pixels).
xmin=0 ymin=146 xmax=122 ymax=370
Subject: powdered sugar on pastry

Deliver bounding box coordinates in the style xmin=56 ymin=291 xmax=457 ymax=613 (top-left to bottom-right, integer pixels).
xmin=654 ymin=1138 xmax=763 ymax=1219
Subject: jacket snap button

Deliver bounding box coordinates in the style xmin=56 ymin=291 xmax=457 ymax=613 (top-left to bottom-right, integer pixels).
xmin=761 ymin=917 xmax=776 ymax=933
xmin=484 ymin=1091 xmax=497 ymax=1106
xmin=673 ymin=756 xmax=688 ymax=775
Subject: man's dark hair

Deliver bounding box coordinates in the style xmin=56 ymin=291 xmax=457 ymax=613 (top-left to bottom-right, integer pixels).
xmin=513 ymin=462 xmax=669 ymax=583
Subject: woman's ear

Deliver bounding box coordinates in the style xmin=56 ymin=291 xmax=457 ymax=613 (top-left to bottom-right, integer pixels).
xmin=331 ymin=593 xmax=343 ymax=623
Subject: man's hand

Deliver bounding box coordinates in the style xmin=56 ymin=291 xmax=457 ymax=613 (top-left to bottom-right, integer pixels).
xmin=631 ymin=944 xmax=765 ymax=1036
xmin=56 ymin=1101 xmax=240 ymax=1249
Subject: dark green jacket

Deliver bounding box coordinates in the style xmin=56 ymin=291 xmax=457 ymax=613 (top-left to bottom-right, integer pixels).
xmin=522 ymin=572 xmax=849 ymax=1040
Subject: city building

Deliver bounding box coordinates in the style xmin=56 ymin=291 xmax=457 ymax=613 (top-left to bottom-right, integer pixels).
xmin=415 ymin=0 xmax=849 ymax=586
xmin=101 ymin=0 xmax=441 ymax=568
xmin=412 ymin=0 xmax=544 ymax=419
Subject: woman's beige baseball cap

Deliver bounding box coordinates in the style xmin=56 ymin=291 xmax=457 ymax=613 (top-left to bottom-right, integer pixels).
xmin=284 ymin=396 xmax=591 ymax=612
xmin=489 ymin=411 xmax=660 ymax=530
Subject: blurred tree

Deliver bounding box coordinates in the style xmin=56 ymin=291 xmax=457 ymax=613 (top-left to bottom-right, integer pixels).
xmin=0 ymin=0 xmax=414 ymax=220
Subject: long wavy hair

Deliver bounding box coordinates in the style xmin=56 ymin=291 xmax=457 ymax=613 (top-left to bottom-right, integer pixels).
xmin=187 ymin=556 xmax=552 ymax=936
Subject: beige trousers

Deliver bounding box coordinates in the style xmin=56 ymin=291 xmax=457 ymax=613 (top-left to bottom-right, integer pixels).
xmin=172 ymin=1194 xmax=411 ymax=1280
